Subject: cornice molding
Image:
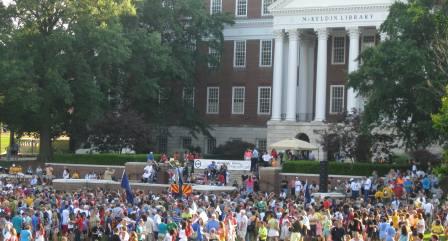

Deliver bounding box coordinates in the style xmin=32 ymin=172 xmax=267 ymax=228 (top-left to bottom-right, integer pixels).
xmin=271 ymin=4 xmax=391 ymax=16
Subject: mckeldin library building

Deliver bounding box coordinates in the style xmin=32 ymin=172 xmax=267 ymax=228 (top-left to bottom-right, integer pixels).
xmin=160 ymin=0 xmax=393 ymax=159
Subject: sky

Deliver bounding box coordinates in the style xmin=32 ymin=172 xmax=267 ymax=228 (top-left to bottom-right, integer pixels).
xmin=2 ymin=0 xmax=12 ymax=6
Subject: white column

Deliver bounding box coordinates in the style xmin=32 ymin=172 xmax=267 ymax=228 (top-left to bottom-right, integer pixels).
xmin=314 ymin=28 xmax=328 ymax=122
xmin=286 ymin=29 xmax=299 ymax=121
xmin=346 ymin=27 xmax=360 ymax=113
xmin=271 ymin=30 xmax=284 ymax=121
xmin=380 ymin=32 xmax=388 ymax=42
xmin=298 ymin=36 xmax=308 ymax=121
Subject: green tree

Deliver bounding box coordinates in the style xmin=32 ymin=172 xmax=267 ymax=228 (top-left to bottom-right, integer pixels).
xmin=433 ymin=86 xmax=448 ymax=135
xmin=348 ymin=0 xmax=448 ymax=150
xmin=120 ymin=0 xmax=233 ymax=135
xmin=0 ymin=0 xmax=134 ymax=161
xmin=70 ymin=0 xmax=233 ymax=150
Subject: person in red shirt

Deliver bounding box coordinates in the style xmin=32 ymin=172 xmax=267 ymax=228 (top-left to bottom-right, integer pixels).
xmin=271 ymin=149 xmax=278 ymax=161
xmin=323 ymin=198 xmax=332 ymax=210
xmin=393 ymin=183 xmax=404 ymax=199
xmin=74 ymin=213 xmax=84 ymax=241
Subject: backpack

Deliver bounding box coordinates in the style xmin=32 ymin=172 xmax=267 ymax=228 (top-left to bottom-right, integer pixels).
xmin=247 ymin=221 xmax=255 ymax=232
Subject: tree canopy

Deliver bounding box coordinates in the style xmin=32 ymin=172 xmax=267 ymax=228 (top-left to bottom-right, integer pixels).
xmin=348 ymin=0 xmax=448 ymax=150
xmin=0 ymin=0 xmax=233 ymax=160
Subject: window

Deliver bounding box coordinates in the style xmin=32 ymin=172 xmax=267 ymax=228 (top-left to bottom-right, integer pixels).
xmin=181 ymin=136 xmax=192 ymax=149
xmin=157 ymin=135 xmax=168 ymax=153
xmin=258 ymin=87 xmax=271 ymax=115
xmin=229 ymin=138 xmax=242 ymax=142
xmin=183 ymin=87 xmax=195 ymax=107
xmin=257 ymin=139 xmax=267 ymax=152
xmin=262 ymin=0 xmax=274 ymax=16
xmin=232 ymin=87 xmax=245 ymax=114
xmin=330 ymin=85 xmax=345 ymax=114
xmin=206 ymin=87 xmax=219 ymax=114
xmin=235 ymin=0 xmax=247 ymax=16
xmin=210 ymin=0 xmax=222 ymax=14
xmin=208 ymin=47 xmax=220 ymax=68
xmin=361 ymin=35 xmax=375 ymax=64
xmin=233 ymin=40 xmax=246 ymax=67
xmin=158 ymin=88 xmax=168 ymax=104
xmin=259 ymin=40 xmax=272 ymax=67
xmin=361 ymin=35 xmax=376 ymax=52
xmin=207 ymin=138 xmax=216 ymax=154
xmin=332 ymin=36 xmax=346 ymax=64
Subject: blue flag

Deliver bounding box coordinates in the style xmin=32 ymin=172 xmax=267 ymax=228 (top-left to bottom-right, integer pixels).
xmin=121 ymin=170 xmax=134 ymax=204
xmin=177 ymin=168 xmax=183 ymax=198
xmin=304 ymin=181 xmax=311 ymax=204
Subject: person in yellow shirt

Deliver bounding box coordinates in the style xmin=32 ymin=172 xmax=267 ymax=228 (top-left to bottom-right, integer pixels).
xmin=71 ymin=171 xmax=80 ymax=179
xmin=375 ymin=189 xmax=384 ymax=201
xmin=383 ymin=186 xmax=393 ymax=202
xmin=392 ymin=211 xmax=400 ymax=229
xmin=24 ymin=196 xmax=34 ymax=207
xmin=259 ymin=221 xmax=268 ymax=241
xmin=431 ymin=219 xmax=445 ymax=236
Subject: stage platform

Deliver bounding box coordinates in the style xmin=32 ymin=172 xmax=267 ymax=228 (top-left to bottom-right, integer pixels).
xmin=52 ymin=179 xmax=237 ymax=194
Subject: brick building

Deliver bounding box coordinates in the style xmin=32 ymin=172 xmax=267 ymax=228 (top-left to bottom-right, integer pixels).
xmin=159 ymin=0 xmax=394 ymax=159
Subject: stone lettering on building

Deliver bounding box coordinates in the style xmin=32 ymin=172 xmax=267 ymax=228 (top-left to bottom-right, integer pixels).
xmin=300 ymin=14 xmax=375 ymax=23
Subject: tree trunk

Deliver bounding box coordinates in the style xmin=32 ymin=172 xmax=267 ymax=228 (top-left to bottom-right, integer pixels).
xmin=39 ymin=122 xmax=53 ymax=162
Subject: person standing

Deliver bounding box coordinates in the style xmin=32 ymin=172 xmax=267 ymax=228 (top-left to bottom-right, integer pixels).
xmin=363 ymin=177 xmax=372 ymax=202
xmin=294 ymin=178 xmax=302 ymax=198
xmin=350 ymin=179 xmax=361 ymax=199
xmin=262 ymin=152 xmax=272 ymax=167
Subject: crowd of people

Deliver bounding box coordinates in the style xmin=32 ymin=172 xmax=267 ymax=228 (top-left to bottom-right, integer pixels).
xmin=0 ymin=157 xmax=446 ymax=241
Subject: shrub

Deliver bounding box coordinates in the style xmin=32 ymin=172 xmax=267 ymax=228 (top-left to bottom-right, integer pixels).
xmin=282 ymin=160 xmax=410 ymax=176
xmin=213 ymin=140 xmax=255 ymax=160
xmin=410 ymin=149 xmax=441 ymax=163
xmin=51 ymin=153 xmax=161 ymax=166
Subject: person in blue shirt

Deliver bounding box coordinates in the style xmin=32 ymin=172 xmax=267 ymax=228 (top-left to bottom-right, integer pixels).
xmin=422 ymin=176 xmax=431 ymax=195
xmin=205 ymin=214 xmax=220 ymax=233
xmin=147 ymin=152 xmax=154 ymax=162
xmin=378 ymin=218 xmax=390 ymax=241
xmin=12 ymin=213 xmax=23 ymax=234
xmin=404 ymin=178 xmax=413 ymax=195
xmin=192 ymin=217 xmax=203 ymax=241
xmin=31 ymin=213 xmax=39 ymax=233
xmin=385 ymin=222 xmax=396 ymax=241
xmin=20 ymin=225 xmax=33 ymax=241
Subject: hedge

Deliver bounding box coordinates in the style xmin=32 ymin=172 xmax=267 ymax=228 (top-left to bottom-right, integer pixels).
xmin=51 ymin=153 xmax=161 ymax=166
xmin=282 ymin=160 xmax=410 ymax=176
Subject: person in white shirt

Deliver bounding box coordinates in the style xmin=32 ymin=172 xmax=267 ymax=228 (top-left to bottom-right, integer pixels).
xmin=262 ymin=152 xmax=272 ymax=167
xmin=391 ymin=198 xmax=400 ymax=211
xmin=153 ymin=210 xmax=162 ymax=239
xmin=363 ymin=177 xmax=372 ymax=202
xmin=238 ymin=210 xmax=248 ymax=240
xmin=350 ymin=179 xmax=361 ymax=199
xmin=295 ymin=178 xmax=303 ymax=198
xmin=63 ymin=168 xmax=70 ymax=179
xmin=423 ymin=201 xmax=434 ymax=226
xmin=143 ymin=214 xmax=154 ymax=241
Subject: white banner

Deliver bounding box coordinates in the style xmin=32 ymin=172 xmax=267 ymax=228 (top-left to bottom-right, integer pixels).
xmin=193 ymin=159 xmax=251 ymax=171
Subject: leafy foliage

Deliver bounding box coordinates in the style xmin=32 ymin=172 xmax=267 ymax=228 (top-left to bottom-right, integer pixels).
xmin=0 ymin=0 xmax=233 ymax=159
xmin=370 ymin=133 xmax=398 ymax=163
xmin=348 ymin=0 xmax=448 ymax=150
xmin=213 ymin=140 xmax=255 ymax=160
xmin=319 ymin=111 xmax=364 ymax=161
xmin=88 ymin=110 xmax=152 ymax=153
xmin=0 ymin=0 xmax=135 ymax=161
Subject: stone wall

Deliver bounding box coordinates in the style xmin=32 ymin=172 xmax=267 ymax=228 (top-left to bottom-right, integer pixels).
xmin=258 ymin=167 xmax=365 ymax=193
xmin=47 ymin=163 xmax=125 ymax=180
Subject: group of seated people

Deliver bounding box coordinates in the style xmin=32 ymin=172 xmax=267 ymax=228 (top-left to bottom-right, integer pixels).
xmin=142 ymin=161 xmax=158 ymax=183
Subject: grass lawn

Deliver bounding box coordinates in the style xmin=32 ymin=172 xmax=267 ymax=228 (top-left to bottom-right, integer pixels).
xmin=424 ymin=233 xmax=446 ymax=241
xmin=0 ymin=133 xmax=10 ymax=154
